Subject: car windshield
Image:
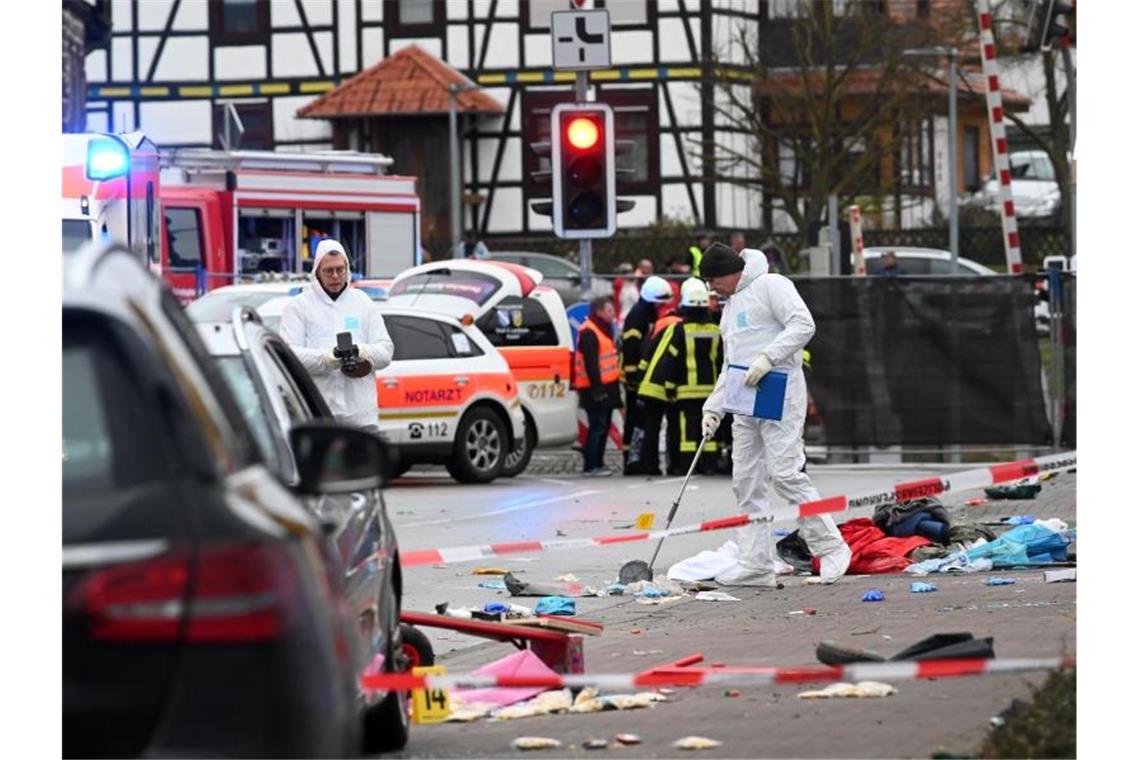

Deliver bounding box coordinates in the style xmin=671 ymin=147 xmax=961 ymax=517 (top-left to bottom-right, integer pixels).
xmin=186 ymin=290 xmax=296 ymax=322
xmin=214 ymin=355 xmax=281 ymax=472
xmin=389 ymin=271 xmax=501 ymax=305
xmin=63 ymin=219 xmax=92 ymax=254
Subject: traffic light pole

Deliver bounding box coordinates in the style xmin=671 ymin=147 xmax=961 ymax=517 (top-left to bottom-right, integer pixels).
xmin=576 ymin=71 xmax=593 ymax=301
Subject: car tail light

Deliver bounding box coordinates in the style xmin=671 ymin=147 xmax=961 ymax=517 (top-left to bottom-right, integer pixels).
xmin=76 ymin=543 xmax=299 ymax=644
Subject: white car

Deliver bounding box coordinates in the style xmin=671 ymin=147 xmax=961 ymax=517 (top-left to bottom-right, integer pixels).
xmin=389 ymin=259 xmax=578 ymax=477
xmin=861 ymin=247 xmax=993 ymax=275
xmin=860 ymin=247 xmax=1048 ymax=336
xmin=972 ymin=150 xmax=1061 ymax=221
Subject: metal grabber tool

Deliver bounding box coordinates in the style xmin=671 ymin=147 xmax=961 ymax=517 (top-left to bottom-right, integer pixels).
xmin=617 ymin=432 xmax=712 ymax=584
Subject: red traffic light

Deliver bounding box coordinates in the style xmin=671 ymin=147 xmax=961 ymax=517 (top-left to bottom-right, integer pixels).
xmin=566 ymin=117 xmax=599 ymax=150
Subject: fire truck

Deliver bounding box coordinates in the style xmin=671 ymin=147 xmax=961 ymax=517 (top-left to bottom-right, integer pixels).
xmin=158 ymin=149 xmax=422 ymax=304
xmin=62 ymin=132 xmax=161 ymax=268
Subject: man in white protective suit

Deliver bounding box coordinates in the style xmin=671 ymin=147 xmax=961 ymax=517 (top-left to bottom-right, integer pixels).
xmin=279 ymin=239 xmax=394 ymax=431
xmin=699 ymin=243 xmax=851 ymax=586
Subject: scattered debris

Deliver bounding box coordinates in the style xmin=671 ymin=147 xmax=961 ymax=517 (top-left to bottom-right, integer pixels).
xmin=1044 ymin=568 xmax=1077 ymax=583
xmin=673 ymin=736 xmax=724 ymax=750
xmin=629 ymin=627 xmax=642 ymax=635
xmin=862 ymin=590 xmax=885 ymax=602
xmin=798 ymin=681 xmax=897 ymax=699
xmin=555 ymin=530 xmax=568 ymax=537
xmin=966 ymin=497 xmax=988 ymax=507
xmin=787 ymin=608 xmax=817 ymax=616
xmin=1004 ymin=515 xmax=1037 ymax=526
xmin=505 ymin=572 xmax=586 ymax=598
xmin=473 ymin=567 xmax=510 ymax=575
xmin=454 ymin=650 xmax=561 ymax=709
xmin=478 ymin=580 xmax=508 ymax=590
xmin=723 ymin=689 xmax=741 ymax=698
xmin=802 ymin=577 xmax=823 ymax=585
xmin=910 ymin=582 xmax=937 ymax=594
xmin=582 ymin=739 xmax=609 ymax=750
xmin=694 ymin=591 xmax=740 ymax=602
xmin=679 ymin=580 xmax=719 ymax=592
xmin=495 ymin=690 xmax=573 ymax=720
xmin=614 ymin=734 xmax=642 ymax=746
xmin=570 ymin=692 xmax=667 ymax=713
xmin=986 ymin=577 xmax=1017 ymax=586
xmin=984 ymin=483 xmax=1042 ymax=500
xmin=850 ymin=626 xmax=881 ymax=636
xmin=631 ymin=649 xmax=665 ymax=656
xmin=554 ymin=573 xmax=580 ymax=583
xmin=511 ymin=736 xmax=562 ymax=751
xmin=534 ymin=597 xmax=576 ymax=616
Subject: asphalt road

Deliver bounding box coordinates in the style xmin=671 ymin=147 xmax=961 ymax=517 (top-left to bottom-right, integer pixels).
xmin=378 ymin=462 xmax=1077 ymax=759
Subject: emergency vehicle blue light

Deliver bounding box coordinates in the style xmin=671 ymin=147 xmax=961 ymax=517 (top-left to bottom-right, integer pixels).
xmin=288 ymin=287 xmax=303 ymax=296
xmin=86 ymin=138 xmax=130 ymax=181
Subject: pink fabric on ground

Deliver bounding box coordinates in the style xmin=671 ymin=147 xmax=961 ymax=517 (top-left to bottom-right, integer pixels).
xmin=452 ymin=648 xmax=561 ymax=708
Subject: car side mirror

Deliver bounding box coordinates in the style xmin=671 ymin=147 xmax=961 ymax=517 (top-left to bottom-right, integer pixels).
xmin=289 ymin=422 xmax=389 ymax=495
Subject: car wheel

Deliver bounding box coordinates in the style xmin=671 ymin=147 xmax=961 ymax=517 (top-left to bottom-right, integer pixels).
xmin=362 ymin=578 xmax=410 ymax=754
xmin=501 ymin=417 xmax=537 ymax=478
xmin=399 ymin=623 xmax=435 ymax=669
xmin=446 ymin=407 xmax=507 ymax=483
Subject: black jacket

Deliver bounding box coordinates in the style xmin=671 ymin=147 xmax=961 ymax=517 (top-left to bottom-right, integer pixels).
xmin=578 ymin=319 xmax=623 ymax=410
xmin=620 ymin=299 xmax=657 ymax=385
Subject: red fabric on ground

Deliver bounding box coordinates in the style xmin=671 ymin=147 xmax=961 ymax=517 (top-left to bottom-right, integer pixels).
xmin=810 ymin=518 xmax=931 ymax=575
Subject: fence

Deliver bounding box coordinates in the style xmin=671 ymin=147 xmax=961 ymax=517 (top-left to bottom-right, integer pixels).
xmin=430 ymin=225 xmax=1071 ymax=274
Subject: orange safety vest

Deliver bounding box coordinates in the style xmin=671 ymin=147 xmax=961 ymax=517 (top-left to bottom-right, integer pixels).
xmin=650 ymin=314 xmax=682 ymax=339
xmin=573 ymin=319 xmax=621 ymax=389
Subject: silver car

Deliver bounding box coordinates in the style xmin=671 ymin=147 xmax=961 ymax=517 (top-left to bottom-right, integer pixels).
xmin=487 ymin=251 xmax=612 ymax=307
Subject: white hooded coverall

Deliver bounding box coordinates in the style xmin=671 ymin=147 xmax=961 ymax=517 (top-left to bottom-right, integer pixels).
xmin=703 ymin=250 xmax=851 ymax=585
xmin=278 ymin=241 xmax=395 ymax=430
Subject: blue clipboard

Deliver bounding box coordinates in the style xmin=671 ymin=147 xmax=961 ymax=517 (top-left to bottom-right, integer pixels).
xmin=726 ymin=365 xmax=788 ymax=420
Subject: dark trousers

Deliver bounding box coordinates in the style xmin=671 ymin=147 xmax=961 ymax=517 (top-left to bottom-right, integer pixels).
xmin=583 ymin=407 xmax=612 ymax=472
xmin=621 ymin=381 xmax=643 ymax=464
xmin=636 ymin=398 xmax=675 ymax=475
xmin=672 ymin=399 xmax=720 ymax=474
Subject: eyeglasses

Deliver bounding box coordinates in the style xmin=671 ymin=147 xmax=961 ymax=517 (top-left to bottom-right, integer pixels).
xmin=320 ymin=266 xmax=347 ymax=278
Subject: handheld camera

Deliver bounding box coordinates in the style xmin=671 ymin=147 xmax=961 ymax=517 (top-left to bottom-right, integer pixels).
xmin=333 ymin=331 xmax=361 ymax=376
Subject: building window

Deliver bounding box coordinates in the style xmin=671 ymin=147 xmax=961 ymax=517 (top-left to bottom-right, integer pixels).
xmin=964 ymin=126 xmax=980 ymax=191
xmin=384 ymin=0 xmax=446 ymax=37
xmin=917 ymin=0 xmax=931 ymax=18
xmin=212 ymin=101 xmax=273 ymax=150
xmin=209 ymin=0 xmax=270 ymax=46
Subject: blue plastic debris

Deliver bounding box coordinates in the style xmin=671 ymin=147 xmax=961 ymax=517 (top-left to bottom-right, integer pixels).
xmin=910 ymin=582 xmax=937 ymax=594
xmin=640 ymin=586 xmax=665 ymax=599
xmin=1004 ymin=515 xmax=1036 ymax=526
xmin=483 ymin=602 xmax=510 ymax=614
xmin=773 ymin=529 xmax=791 ymax=537
xmin=535 ymin=596 xmax=576 ymax=616
xmin=478 ymin=580 xmax=507 ymax=590
xmin=986 ymin=577 xmax=1017 ymax=586
xmin=606 ymin=583 xmax=627 ymax=595
xmin=861 ymin=590 xmax=885 ymax=602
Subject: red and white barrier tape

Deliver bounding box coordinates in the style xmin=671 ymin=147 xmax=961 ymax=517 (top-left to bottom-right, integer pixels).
xmin=400 ymin=451 xmax=1075 ymax=568
xmin=361 ymin=656 xmax=1074 ymax=692
xmin=977 ymin=0 xmax=1024 ymax=274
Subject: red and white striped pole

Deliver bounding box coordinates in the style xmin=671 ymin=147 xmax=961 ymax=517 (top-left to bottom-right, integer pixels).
xmin=849 ymin=205 xmax=866 ymax=276
xmin=977 ymin=0 xmax=1024 ymax=274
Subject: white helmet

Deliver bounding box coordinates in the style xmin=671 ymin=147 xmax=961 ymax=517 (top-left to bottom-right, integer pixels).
xmin=680 ymin=277 xmax=710 ymax=308
xmin=640 ymin=275 xmax=673 ymax=303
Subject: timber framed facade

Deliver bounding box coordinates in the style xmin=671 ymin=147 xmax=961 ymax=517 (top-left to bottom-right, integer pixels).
xmin=79 ymin=0 xmax=999 ymax=242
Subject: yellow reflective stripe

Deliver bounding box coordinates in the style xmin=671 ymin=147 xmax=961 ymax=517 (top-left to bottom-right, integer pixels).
xmin=378 ymin=410 xmax=458 ymax=420
xmin=637 ymin=383 xmax=670 ymax=401
xmin=676 ymin=387 xmax=715 ymax=400
xmin=622 ymin=328 xmax=643 ymax=340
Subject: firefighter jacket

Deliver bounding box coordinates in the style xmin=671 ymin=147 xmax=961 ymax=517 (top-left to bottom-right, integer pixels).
xmin=620 ymin=299 xmax=657 ymax=385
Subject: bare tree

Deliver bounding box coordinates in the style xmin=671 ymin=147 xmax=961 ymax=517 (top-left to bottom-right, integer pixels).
xmin=698 ymin=3 xmax=966 ymax=248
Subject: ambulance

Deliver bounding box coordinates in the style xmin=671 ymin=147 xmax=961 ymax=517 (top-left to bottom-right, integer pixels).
xmin=62 ymin=132 xmax=161 ymax=268
xmin=158 ymin=148 xmax=421 ymax=304
xmin=387 ymin=260 xmax=578 ymax=476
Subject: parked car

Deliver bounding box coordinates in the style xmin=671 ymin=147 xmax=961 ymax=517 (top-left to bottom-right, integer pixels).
xmin=63 ymin=242 xmax=400 ymax=757
xmin=486 ymin=251 xmax=612 ymax=307
xmin=859 ymin=247 xmax=1047 ymax=336
xmin=187 ymin=278 xmax=384 ymax=331
xmin=190 ymin=306 xmax=410 ymax=752
xmin=971 ymin=149 xmax=1061 ymax=221
xmin=388 ymin=259 xmax=577 ymax=476
xmin=861 ymin=247 xmax=993 ymax=275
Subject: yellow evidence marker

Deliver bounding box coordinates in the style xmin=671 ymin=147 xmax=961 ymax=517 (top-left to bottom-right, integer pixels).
xmin=410 ymin=665 xmax=451 ymax=724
